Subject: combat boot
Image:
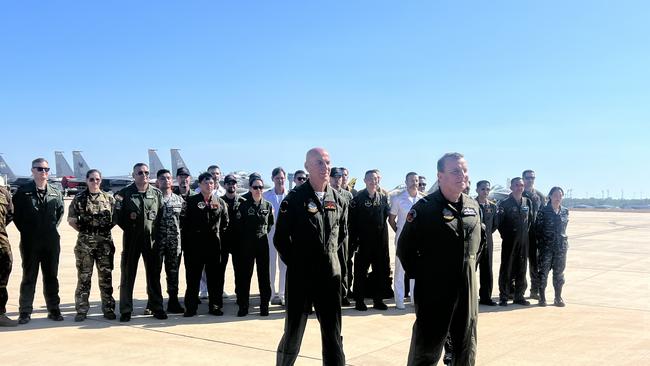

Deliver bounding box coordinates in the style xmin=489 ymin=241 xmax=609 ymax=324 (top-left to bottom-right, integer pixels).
xmin=0 ymin=313 xmax=18 ymax=327
xmin=18 ymin=312 xmax=31 ymax=324
xmin=74 ymin=313 xmax=87 ymax=322
xmin=166 ymin=293 xmax=185 ymax=314
xmin=538 ymin=290 xmax=547 ymax=307
xmin=554 ymin=287 xmax=565 ymax=307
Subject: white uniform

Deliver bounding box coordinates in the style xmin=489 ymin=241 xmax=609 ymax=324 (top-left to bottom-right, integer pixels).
xmin=263 ymin=188 xmax=287 ymax=302
xmin=390 ymin=189 xmax=423 ymax=308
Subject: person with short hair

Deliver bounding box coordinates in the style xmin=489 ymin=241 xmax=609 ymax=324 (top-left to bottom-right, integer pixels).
xmin=350 ymin=169 xmax=391 ymax=311
xmin=497 ymin=177 xmax=534 ymax=306
xmin=181 ymin=172 xmax=229 ymax=317
xmin=173 ymin=167 xmax=195 ymax=200
xmin=535 ymin=186 xmax=569 ymax=307
xmin=388 ymin=172 xmax=423 ymax=310
xmin=522 ymin=169 xmax=547 ymax=300
xmin=68 ymin=169 xmax=117 ymax=321
xmin=114 ymin=163 xmax=166 ymax=322
xmin=330 ymin=167 xmax=353 ymax=306
xmin=475 ymin=180 xmax=499 ymax=306
xmin=232 ymin=174 xmax=274 ymax=316
xmin=292 ymin=169 xmax=307 ymax=188
xmin=13 ymin=158 xmax=65 ymax=324
xmin=397 ymin=152 xmax=481 ymax=365
xmin=275 ymin=147 xmax=348 ymax=366
xmin=0 ymin=182 xmax=16 ymax=326
xmin=418 ymin=176 xmax=428 ymax=193
xmin=263 ymin=167 xmax=287 ymax=306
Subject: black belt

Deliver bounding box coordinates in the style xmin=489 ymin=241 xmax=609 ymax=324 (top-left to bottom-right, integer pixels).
xmin=81 ymin=228 xmax=111 ymax=236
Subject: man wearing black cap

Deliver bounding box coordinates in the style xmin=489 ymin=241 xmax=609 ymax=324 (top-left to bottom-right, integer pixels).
xmin=173 ymin=167 xmax=195 ymax=201
xmin=330 ymin=167 xmax=353 ymax=306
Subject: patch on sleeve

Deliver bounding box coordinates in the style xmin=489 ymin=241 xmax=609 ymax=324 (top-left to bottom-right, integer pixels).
xmin=280 ymin=200 xmax=289 ymax=213
xmin=406 ymin=208 xmax=417 ymax=222
xmin=462 ymin=207 xmax=477 ymax=216
xmin=349 ymin=199 xmax=356 ymax=208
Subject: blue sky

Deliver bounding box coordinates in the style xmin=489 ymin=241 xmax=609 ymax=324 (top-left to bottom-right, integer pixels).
xmin=1 ymin=1 xmax=648 ymax=198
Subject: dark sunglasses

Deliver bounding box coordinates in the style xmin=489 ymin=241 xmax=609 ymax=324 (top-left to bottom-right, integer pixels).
xmin=418 ymin=183 xmax=427 ymax=187
xmin=136 ymin=171 xmax=150 ymax=176
xmin=33 ymin=167 xmax=50 ymax=172
xmin=295 ymin=177 xmax=307 ymax=182
xmin=87 ymin=178 xmax=101 ymax=182
xmin=524 ymin=176 xmax=536 ymax=180
xmin=251 ymin=185 xmax=264 ymax=190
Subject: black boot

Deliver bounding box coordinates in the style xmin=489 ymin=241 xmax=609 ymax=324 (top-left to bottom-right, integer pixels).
xmin=167 ymin=293 xmax=185 ymax=314
xmin=554 ymin=287 xmax=565 ymax=307
xmin=538 ymin=288 xmax=547 ymax=307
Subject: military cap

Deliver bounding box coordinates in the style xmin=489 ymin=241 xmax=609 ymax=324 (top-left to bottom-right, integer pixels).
xmin=176 ymin=167 xmax=191 ymax=177
xmin=330 ymin=167 xmax=343 ymax=178
xmin=224 ymin=174 xmax=237 ymax=184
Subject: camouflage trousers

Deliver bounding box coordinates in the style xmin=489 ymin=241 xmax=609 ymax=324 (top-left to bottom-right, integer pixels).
xmin=155 ymin=240 xmax=181 ymax=295
xmin=74 ymin=233 xmax=115 ymax=314
xmin=537 ymin=245 xmax=567 ymax=292
xmin=0 ymin=242 xmax=12 ymax=314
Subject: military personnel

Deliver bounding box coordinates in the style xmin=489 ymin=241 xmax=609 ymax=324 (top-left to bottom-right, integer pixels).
xmin=497 ymin=177 xmax=534 ymax=306
xmin=153 ymin=169 xmax=185 ymax=314
xmin=263 ymin=167 xmax=287 ymax=306
xmin=476 ymin=180 xmax=499 ymax=306
xmin=388 ymin=172 xmax=423 ymax=310
xmin=0 ymin=183 xmax=17 ymax=326
xmin=397 ymin=152 xmax=481 ymax=366
xmin=329 ymin=167 xmax=353 ymax=306
xmin=418 ymin=176 xmax=428 ymax=194
xmin=181 ymin=172 xmax=228 ymax=317
xmin=173 ymin=167 xmax=195 ymax=200
xmin=522 ymin=169 xmax=547 ymax=300
xmin=275 ymin=147 xmax=348 ymax=366
xmin=220 ymin=174 xmax=246 ymax=309
xmin=232 ymin=174 xmax=274 ymax=316
xmin=292 ymin=169 xmax=307 ymax=188
xmin=198 ymin=164 xmax=226 ymax=299
xmin=67 ymin=169 xmax=117 ymax=321
xmin=340 ymin=167 xmax=357 ymax=197
xmin=535 ymin=187 xmax=569 ymax=307
xmin=12 ymin=158 xmax=65 ymax=324
xmin=114 ymin=163 xmax=166 ymax=322
xmin=350 ymin=169 xmax=391 ymax=311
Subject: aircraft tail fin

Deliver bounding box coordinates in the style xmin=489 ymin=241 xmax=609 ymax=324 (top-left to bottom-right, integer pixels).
xmin=54 ymin=151 xmax=74 ymax=177
xmin=0 ymin=154 xmax=16 ymax=181
xmin=72 ymin=151 xmax=91 ymax=178
xmin=170 ymin=149 xmax=188 ymax=175
xmin=148 ymin=149 xmax=166 ymax=176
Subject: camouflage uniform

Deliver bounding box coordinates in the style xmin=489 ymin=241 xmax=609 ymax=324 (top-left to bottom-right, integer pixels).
xmin=68 ymin=190 xmax=116 ymax=315
xmin=0 ymin=186 xmax=14 ymax=316
xmin=535 ymin=203 xmax=569 ymax=301
xmin=155 ymin=193 xmax=184 ymax=296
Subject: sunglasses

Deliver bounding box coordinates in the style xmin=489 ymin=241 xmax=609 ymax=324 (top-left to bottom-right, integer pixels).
xmin=251 ymin=185 xmax=264 ymax=190
xmin=136 ymin=171 xmax=150 ymax=176
xmin=524 ymin=176 xmax=536 ymax=180
xmin=295 ymin=177 xmax=307 ymax=182
xmin=418 ymin=183 xmax=427 ymax=187
xmin=87 ymin=178 xmax=101 ymax=182
xmin=33 ymin=167 xmax=50 ymax=172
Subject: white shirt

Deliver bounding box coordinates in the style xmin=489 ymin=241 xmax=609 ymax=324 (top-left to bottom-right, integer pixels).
xmin=263 ymin=188 xmax=286 ymax=221
xmin=390 ymin=189 xmax=423 ymax=238
xmin=195 ymin=185 xmax=226 ymax=197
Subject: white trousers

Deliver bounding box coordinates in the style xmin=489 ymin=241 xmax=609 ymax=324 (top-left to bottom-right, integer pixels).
xmin=394 ymin=248 xmax=415 ymax=307
xmin=268 ymin=230 xmax=286 ymax=298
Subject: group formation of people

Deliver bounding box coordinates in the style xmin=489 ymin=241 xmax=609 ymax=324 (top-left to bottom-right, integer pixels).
xmin=0 ymin=148 xmax=570 ymax=366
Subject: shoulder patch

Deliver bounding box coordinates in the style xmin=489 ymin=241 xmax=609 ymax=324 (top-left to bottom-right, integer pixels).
xmin=280 ymin=200 xmax=289 ymax=213
xmin=406 ymin=208 xmax=417 ymax=223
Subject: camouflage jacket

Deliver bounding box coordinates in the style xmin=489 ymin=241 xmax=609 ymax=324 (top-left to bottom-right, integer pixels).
xmin=156 ymin=192 xmax=184 ymax=252
xmin=535 ymin=203 xmax=569 ymax=250
xmin=0 ymin=186 xmax=13 ymax=248
xmin=68 ymin=189 xmax=116 ymax=235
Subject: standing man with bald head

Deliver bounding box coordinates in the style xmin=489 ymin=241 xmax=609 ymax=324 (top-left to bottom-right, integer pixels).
xmin=274 ymin=147 xmax=348 ymax=366
xmin=397 ymin=153 xmax=482 ymax=365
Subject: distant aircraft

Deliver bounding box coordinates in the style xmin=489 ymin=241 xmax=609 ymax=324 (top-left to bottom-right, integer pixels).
xmin=68 ymin=151 xmax=133 ymax=194
xmin=171 ymin=148 xmax=188 ymax=176
xmin=54 ymin=151 xmax=74 ymax=177
xmin=0 ymin=153 xmax=17 ymax=182
xmin=72 ymin=150 xmax=92 ymax=179
xmin=148 ymin=149 xmax=166 ymax=176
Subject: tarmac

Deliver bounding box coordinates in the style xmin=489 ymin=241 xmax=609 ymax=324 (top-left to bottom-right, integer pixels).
xmin=1 ymin=206 xmax=648 ymax=365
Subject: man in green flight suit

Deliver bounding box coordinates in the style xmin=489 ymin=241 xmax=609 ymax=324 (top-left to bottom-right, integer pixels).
xmin=12 ymin=158 xmax=65 ymax=324
xmin=114 ymin=162 xmax=166 ymax=322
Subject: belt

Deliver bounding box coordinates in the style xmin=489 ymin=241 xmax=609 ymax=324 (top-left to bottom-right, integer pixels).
xmin=81 ymin=228 xmax=112 ymax=236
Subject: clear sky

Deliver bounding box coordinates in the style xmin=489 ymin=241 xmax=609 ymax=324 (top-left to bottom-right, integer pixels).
xmin=1 ymin=1 xmax=648 ymax=199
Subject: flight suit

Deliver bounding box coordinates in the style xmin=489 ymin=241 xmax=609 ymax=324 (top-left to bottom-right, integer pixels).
xmin=349 ymin=188 xmax=391 ymax=304
xmin=181 ymin=193 xmax=228 ymax=314
xmin=477 ymin=200 xmax=498 ymax=302
xmin=114 ymin=183 xmax=164 ymax=315
xmin=221 ymin=194 xmax=246 ymax=304
xmin=535 ymin=204 xmax=569 ymax=301
xmin=232 ymin=195 xmax=274 ymax=310
xmin=396 ymin=190 xmax=482 ymax=366
xmin=12 ymin=181 xmax=65 ymax=315
xmin=523 ymin=189 xmax=546 ymax=296
xmin=0 ymin=186 xmax=14 ymax=316
xmin=497 ymin=195 xmax=534 ymax=302
xmin=274 ymin=182 xmax=348 ymax=366
xmin=335 ymin=188 xmax=353 ymax=301
xmin=68 ymin=190 xmax=116 ymax=315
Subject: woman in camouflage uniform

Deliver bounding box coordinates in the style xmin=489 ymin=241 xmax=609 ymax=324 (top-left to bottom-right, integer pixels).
xmin=535 ymin=186 xmax=569 ymax=307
